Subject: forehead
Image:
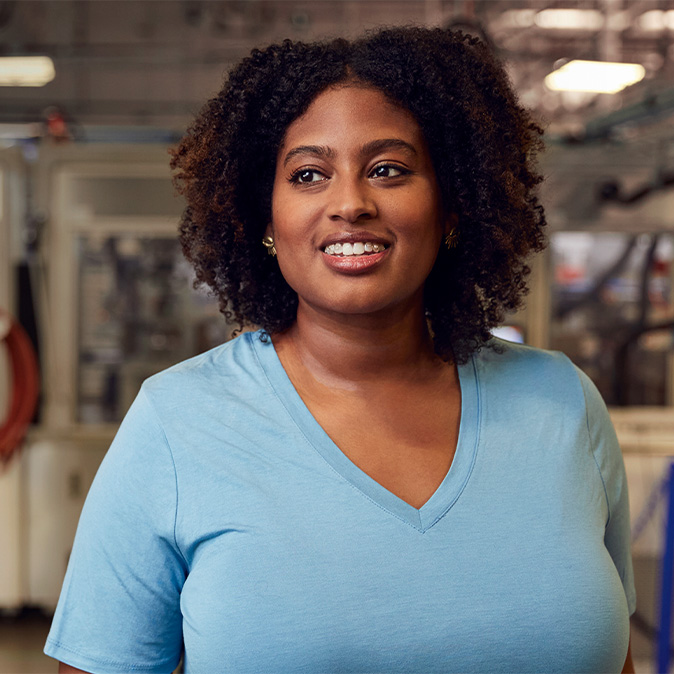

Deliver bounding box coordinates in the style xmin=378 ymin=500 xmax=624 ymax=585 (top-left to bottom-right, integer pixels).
xmin=278 ymin=85 xmax=426 ymax=153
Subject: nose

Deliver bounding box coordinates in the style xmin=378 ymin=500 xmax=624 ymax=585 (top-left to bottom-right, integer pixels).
xmin=328 ymin=177 xmax=377 ymax=223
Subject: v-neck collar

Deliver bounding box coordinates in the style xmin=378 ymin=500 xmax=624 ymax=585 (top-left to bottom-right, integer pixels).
xmin=249 ymin=331 xmax=481 ymax=532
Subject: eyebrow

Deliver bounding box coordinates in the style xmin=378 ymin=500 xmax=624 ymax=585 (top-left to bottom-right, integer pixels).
xmin=282 ymin=138 xmax=417 ymax=167
xmin=282 ymin=145 xmax=334 ymax=167
xmin=360 ymin=138 xmax=418 ymax=158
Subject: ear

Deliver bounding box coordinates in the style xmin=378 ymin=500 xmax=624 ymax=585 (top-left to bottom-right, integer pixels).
xmin=264 ymin=223 xmax=274 ymax=239
xmin=443 ymin=212 xmax=458 ymax=236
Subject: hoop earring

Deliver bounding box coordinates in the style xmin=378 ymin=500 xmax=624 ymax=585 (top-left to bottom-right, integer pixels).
xmin=444 ymin=230 xmax=459 ymax=250
xmin=262 ymin=235 xmax=277 ymax=257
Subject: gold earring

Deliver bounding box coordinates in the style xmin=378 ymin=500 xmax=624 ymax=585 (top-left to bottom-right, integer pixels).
xmin=444 ymin=229 xmax=459 ymax=250
xmin=262 ymin=235 xmax=277 ymax=257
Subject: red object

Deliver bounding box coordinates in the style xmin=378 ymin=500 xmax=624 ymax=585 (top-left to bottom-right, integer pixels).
xmin=44 ymin=107 xmax=71 ymax=143
xmin=0 ymin=309 xmax=39 ymax=465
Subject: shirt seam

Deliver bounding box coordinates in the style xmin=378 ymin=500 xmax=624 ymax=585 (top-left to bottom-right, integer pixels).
xmin=139 ymin=387 xmax=189 ymax=569
xmin=248 ymin=333 xmax=427 ymax=532
xmin=249 ymin=332 xmax=482 ymax=533
xmin=573 ymin=364 xmax=611 ymax=529
xmin=425 ymin=353 xmax=482 ymax=529
xmin=46 ymin=637 xmax=174 ymax=671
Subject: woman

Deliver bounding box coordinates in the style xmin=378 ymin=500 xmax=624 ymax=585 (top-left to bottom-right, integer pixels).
xmin=46 ymin=26 xmax=635 ymax=673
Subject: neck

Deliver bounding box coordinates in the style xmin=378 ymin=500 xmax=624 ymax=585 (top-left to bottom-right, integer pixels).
xmin=273 ymin=295 xmax=444 ymax=389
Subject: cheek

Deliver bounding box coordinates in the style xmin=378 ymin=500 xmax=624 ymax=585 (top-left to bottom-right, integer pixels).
xmin=272 ymin=199 xmax=322 ymax=247
xmin=386 ymin=183 xmax=443 ymax=236
xmin=397 ymin=205 xmax=444 ymax=249
xmin=269 ymin=179 xmax=285 ymax=231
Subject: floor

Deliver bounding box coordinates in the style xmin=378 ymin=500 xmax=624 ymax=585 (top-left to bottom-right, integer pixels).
xmin=0 ymin=606 xmax=665 ymax=674
xmin=0 ymin=608 xmax=53 ymax=674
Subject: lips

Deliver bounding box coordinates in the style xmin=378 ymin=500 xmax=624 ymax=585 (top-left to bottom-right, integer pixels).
xmin=320 ymin=231 xmax=390 ymax=251
xmin=324 ymin=241 xmax=387 ymax=256
xmin=318 ymin=231 xmax=391 ymax=274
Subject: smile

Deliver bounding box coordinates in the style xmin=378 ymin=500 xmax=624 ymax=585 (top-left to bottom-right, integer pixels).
xmin=323 ymin=242 xmax=388 ymax=256
xmin=321 ymin=243 xmax=389 ymax=275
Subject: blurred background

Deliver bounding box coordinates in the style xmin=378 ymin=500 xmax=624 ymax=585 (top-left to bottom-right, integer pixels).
xmin=1 ymin=0 xmax=674 ymax=672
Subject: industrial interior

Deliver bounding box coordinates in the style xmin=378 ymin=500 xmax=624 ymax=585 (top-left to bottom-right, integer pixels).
xmin=1 ymin=0 xmax=674 ymax=672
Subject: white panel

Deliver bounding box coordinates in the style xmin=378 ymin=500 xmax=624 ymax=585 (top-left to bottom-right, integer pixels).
xmin=25 ymin=440 xmax=107 ymax=609
xmin=0 ymin=457 xmax=25 ymax=609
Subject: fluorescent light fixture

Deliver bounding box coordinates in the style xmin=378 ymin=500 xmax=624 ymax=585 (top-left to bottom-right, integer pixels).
xmin=0 ymin=56 xmax=55 ymax=87
xmin=535 ymin=9 xmax=604 ymax=30
xmin=638 ymin=9 xmax=674 ymax=30
xmin=502 ymin=8 xmax=628 ymax=30
xmin=501 ymin=9 xmax=537 ymax=28
xmin=545 ymin=60 xmax=645 ymax=94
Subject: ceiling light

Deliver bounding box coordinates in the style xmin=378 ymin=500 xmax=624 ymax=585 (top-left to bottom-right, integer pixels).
xmin=638 ymin=10 xmax=664 ymax=30
xmin=534 ymin=9 xmax=604 ymax=30
xmin=545 ymin=60 xmax=645 ymax=94
xmin=637 ymin=9 xmax=674 ymax=30
xmin=0 ymin=56 xmax=55 ymax=87
xmin=501 ymin=9 xmax=536 ymax=28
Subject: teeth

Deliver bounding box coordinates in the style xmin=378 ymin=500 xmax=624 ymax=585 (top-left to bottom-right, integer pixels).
xmin=323 ymin=241 xmax=387 ymax=256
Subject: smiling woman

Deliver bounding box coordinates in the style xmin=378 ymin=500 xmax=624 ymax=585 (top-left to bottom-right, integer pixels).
xmin=45 ymin=26 xmax=635 ymax=674
xmin=170 ymin=27 xmax=548 ymax=362
xmin=270 ymin=86 xmax=446 ymax=320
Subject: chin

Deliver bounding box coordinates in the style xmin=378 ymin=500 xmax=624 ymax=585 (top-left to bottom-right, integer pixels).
xmin=303 ymin=294 xmax=418 ymax=321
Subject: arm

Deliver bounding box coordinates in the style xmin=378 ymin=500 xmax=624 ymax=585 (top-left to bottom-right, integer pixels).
xmin=45 ymin=390 xmax=185 ymax=672
xmin=58 ymin=664 xmax=91 ymax=674
xmin=621 ymin=641 xmax=634 ymax=674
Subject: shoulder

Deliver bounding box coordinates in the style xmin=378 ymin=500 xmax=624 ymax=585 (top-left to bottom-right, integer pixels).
xmin=473 ymin=338 xmax=585 ymax=403
xmin=473 ymin=338 xmax=617 ymax=451
xmin=140 ymin=329 xmax=265 ymax=401
xmin=477 ymin=337 xmax=571 ymax=369
xmin=130 ymin=329 xmax=277 ymax=437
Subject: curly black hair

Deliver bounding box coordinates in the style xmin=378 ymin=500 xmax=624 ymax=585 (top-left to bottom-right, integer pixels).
xmin=170 ymin=25 xmax=547 ymax=363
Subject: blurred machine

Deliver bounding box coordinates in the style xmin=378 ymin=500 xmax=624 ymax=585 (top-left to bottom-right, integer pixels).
xmin=0 ymin=144 xmax=234 ymax=608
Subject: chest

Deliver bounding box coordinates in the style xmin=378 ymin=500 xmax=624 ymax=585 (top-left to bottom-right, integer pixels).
xmin=178 ymin=477 xmax=628 ymax=674
xmin=308 ymin=392 xmax=461 ymax=508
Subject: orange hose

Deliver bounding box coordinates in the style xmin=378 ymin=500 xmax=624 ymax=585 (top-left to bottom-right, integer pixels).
xmin=0 ymin=309 xmax=39 ymax=465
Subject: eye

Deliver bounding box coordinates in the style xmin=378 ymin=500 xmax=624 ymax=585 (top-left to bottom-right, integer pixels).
xmin=289 ymin=168 xmax=327 ymax=184
xmin=370 ymin=164 xmax=409 ymax=179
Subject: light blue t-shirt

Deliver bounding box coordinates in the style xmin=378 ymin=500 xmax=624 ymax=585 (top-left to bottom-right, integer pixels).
xmin=45 ymin=331 xmax=636 ymax=674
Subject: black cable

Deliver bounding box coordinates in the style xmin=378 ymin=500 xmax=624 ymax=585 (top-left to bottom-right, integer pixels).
xmin=614 ymin=318 xmax=674 ymax=405
xmin=637 ymin=234 xmax=660 ymax=330
xmin=554 ymin=236 xmax=638 ymax=320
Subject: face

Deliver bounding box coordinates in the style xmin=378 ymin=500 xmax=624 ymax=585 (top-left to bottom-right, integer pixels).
xmin=269 ymin=84 xmax=450 ymax=321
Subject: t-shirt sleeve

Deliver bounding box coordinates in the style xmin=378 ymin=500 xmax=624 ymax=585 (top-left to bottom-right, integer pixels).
xmin=576 ymin=366 xmax=637 ymax=616
xmin=44 ymin=386 xmax=187 ymax=674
